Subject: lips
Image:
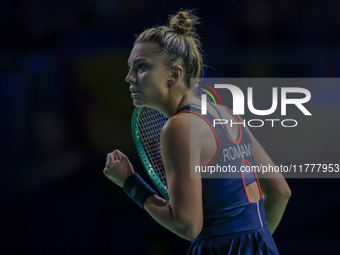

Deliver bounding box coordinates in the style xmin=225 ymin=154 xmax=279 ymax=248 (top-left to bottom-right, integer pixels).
xmin=130 ymin=88 xmax=141 ymax=97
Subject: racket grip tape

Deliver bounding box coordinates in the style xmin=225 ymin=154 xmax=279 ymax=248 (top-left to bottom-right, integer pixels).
xmin=123 ymin=173 xmax=157 ymax=209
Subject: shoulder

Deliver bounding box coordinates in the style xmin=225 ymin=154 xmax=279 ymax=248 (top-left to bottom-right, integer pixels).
xmin=160 ymin=114 xmax=191 ymax=152
xmin=160 ymin=113 xmax=208 ymax=164
xmin=161 ymin=112 xmax=208 ymax=144
xmin=161 ymin=114 xmax=189 ymax=136
xmin=160 ymin=111 xmax=218 ymax=172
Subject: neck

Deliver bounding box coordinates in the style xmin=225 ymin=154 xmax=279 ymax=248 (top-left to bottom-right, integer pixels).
xmin=154 ymin=89 xmax=191 ymax=118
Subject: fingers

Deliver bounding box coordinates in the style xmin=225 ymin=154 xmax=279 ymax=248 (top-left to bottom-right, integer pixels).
xmin=105 ymin=150 xmax=125 ymax=167
xmin=107 ymin=149 xmax=127 ymax=162
xmin=110 ymin=153 xmax=119 ymax=162
xmin=107 ymin=151 xmax=119 ymax=161
xmin=113 ymin=149 xmax=127 ymax=159
xmin=112 ymin=153 xmax=118 ymax=161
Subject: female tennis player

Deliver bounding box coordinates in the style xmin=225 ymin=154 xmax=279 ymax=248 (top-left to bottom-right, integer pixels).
xmin=104 ymin=10 xmax=291 ymax=254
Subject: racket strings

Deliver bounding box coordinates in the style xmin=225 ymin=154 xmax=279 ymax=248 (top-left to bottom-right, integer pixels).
xmin=137 ymin=108 xmax=168 ymax=187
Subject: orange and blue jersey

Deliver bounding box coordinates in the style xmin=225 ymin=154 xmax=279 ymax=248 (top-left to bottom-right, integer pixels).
xmin=176 ymin=104 xmax=279 ymax=255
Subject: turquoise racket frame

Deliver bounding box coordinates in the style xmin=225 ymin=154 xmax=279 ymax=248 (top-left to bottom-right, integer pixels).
xmin=131 ymin=107 xmax=169 ymax=200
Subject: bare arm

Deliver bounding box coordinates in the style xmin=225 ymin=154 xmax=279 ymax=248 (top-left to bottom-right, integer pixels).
xmin=104 ymin=115 xmax=204 ymax=241
xmin=144 ymin=115 xmax=203 ymax=240
xmin=241 ymin=117 xmax=291 ymax=234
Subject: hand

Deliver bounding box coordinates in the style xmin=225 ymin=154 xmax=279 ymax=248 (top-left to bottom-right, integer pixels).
xmin=103 ymin=150 xmax=134 ymax=187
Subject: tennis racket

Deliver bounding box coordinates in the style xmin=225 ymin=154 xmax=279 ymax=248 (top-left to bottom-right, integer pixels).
xmin=131 ymin=107 xmax=169 ymax=200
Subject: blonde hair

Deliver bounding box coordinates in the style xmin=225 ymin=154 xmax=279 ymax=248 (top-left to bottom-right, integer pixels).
xmin=134 ymin=10 xmax=203 ymax=86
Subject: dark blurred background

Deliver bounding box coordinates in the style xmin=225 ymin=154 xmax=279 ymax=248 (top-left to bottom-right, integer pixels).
xmin=1 ymin=0 xmax=340 ymax=254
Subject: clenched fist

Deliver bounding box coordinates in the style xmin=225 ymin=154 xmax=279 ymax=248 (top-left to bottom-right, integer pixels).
xmin=103 ymin=150 xmax=134 ymax=187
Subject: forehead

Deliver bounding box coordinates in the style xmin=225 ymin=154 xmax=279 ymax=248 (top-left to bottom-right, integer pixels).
xmin=128 ymin=42 xmax=161 ymax=64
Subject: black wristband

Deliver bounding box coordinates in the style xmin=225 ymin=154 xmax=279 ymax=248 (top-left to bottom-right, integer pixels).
xmin=123 ymin=173 xmax=157 ymax=209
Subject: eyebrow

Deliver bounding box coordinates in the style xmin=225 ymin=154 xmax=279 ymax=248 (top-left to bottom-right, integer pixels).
xmin=127 ymin=58 xmax=148 ymax=67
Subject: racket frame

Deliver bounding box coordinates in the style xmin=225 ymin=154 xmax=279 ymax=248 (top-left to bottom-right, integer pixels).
xmin=131 ymin=107 xmax=169 ymax=200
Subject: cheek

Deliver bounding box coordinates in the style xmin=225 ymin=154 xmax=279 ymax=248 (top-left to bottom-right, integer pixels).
xmin=140 ymin=72 xmax=166 ymax=93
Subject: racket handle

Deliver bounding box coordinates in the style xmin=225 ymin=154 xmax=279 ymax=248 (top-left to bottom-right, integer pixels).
xmin=123 ymin=173 xmax=157 ymax=209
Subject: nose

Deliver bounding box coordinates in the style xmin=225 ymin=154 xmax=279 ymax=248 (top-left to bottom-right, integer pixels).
xmin=125 ymin=69 xmax=136 ymax=84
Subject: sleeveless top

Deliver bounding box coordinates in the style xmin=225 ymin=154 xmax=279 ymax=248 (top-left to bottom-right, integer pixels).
xmin=175 ymin=104 xmax=268 ymax=244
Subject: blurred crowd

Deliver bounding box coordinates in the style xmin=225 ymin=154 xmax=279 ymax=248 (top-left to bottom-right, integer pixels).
xmin=1 ymin=0 xmax=340 ymax=254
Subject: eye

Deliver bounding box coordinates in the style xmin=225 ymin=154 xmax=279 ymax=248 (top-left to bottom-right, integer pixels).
xmin=138 ymin=64 xmax=147 ymax=71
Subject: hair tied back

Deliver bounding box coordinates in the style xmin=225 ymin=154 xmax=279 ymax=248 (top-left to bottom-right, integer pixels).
xmin=169 ymin=10 xmax=199 ymax=36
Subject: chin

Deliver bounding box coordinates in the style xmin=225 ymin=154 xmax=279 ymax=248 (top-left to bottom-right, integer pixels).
xmin=132 ymin=98 xmax=146 ymax=107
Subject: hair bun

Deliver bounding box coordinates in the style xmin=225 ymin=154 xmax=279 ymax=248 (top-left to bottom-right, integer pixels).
xmin=169 ymin=10 xmax=199 ymax=36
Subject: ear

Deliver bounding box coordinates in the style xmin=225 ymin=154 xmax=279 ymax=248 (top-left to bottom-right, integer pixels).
xmin=168 ymin=65 xmax=183 ymax=87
